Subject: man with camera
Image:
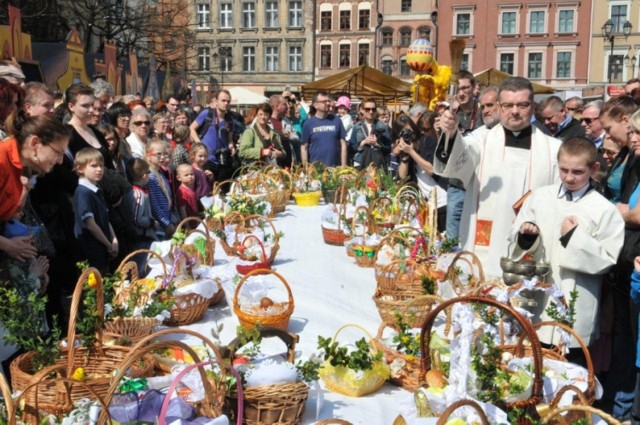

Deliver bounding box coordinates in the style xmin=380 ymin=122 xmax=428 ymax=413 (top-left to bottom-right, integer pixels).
xmin=349 ymin=98 xmax=392 ymax=170
xmin=189 ymin=90 xmax=238 ymax=184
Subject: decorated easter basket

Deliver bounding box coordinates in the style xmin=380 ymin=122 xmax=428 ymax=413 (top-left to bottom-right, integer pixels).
xmin=171 ymin=216 xmax=215 ymax=267
xmin=350 ymin=206 xmax=380 ymax=268
xmin=319 ymin=324 xmax=390 ymax=397
xmin=236 ymin=235 xmax=272 ymax=276
xmin=225 ymin=328 xmax=309 ymax=425
xmin=233 ymin=269 xmax=294 ymax=331
xmin=321 ymin=185 xmax=350 ymax=246
xmin=10 ymin=268 xmax=155 ymax=419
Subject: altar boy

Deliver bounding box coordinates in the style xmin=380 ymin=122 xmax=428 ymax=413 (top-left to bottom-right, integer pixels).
xmin=509 ymin=137 xmax=624 ymax=347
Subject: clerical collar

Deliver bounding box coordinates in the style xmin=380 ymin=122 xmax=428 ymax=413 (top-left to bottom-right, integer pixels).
xmin=558 ymin=182 xmax=591 ymax=202
xmin=504 ymin=126 xmax=532 ymax=150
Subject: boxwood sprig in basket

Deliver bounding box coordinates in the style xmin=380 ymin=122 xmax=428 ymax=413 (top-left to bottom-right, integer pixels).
xmin=318 ymin=335 xmax=382 ymax=372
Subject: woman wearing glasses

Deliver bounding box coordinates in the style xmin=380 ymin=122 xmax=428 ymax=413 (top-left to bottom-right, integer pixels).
xmin=126 ymin=109 xmax=152 ymax=158
xmin=349 ymin=98 xmax=391 ymax=170
xmin=65 ymin=84 xmax=114 ymax=170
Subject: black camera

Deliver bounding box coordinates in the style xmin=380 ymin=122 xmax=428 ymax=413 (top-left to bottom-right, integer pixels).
xmin=400 ymin=129 xmax=414 ymax=142
xmin=372 ymin=128 xmax=386 ymax=139
xmin=215 ymin=148 xmax=231 ymax=166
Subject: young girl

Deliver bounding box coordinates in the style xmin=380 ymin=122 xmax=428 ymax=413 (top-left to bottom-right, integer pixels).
xmin=175 ymin=164 xmax=200 ymax=224
xmin=190 ymin=143 xmax=213 ymax=199
xmin=145 ymin=139 xmax=178 ymax=238
xmin=171 ymin=124 xmax=191 ymax=168
xmin=126 ymin=158 xmax=157 ymax=246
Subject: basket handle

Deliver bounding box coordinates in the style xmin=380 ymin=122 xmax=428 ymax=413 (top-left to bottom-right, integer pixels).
xmin=351 ymin=206 xmax=371 ymax=240
xmin=548 ymin=384 xmax=591 ymax=411
xmin=117 ymin=248 xmax=168 ymax=280
xmin=233 ymin=268 xmax=294 ymax=311
xmin=542 ymin=405 xmax=621 ymax=425
xmin=66 ymin=267 xmax=105 ymax=377
xmin=435 ymin=399 xmax=490 ymax=425
xmin=419 ymin=296 xmax=544 ymax=404
xmin=158 ymin=360 xmax=243 ymax=425
xmin=239 ymin=235 xmax=268 ymax=263
xmin=409 ymin=236 xmax=429 ymax=260
xmin=332 ymin=324 xmax=378 ymax=355
xmin=128 ymin=327 xmax=225 ymax=364
xmin=242 ymin=214 xmax=279 ymax=243
xmin=98 ymin=340 xmax=217 ymax=424
xmin=446 ymin=251 xmax=486 ymax=295
xmin=515 ymin=321 xmax=594 ymax=394
xmin=372 ymin=227 xmax=425 ymax=263
xmin=224 ymin=327 xmax=299 ymax=364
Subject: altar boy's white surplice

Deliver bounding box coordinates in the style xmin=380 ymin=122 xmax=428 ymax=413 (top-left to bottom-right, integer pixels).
xmin=508 ymin=185 xmax=624 ymax=346
xmin=434 ymin=124 xmax=562 ymax=277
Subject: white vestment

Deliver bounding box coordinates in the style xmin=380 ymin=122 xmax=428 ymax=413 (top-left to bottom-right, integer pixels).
xmin=509 ymin=185 xmax=624 ymax=345
xmin=434 ymin=124 xmax=562 ymax=277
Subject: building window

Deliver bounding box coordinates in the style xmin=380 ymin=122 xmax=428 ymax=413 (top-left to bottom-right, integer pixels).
xmin=608 ymin=52 xmax=624 ymax=83
xmin=381 ymin=59 xmax=394 ymax=75
xmin=220 ymin=3 xmax=232 ymax=29
xmin=289 ymin=1 xmax=303 ymax=27
xmin=359 ymin=9 xmax=370 ymax=30
xmin=500 ymin=53 xmax=514 ymax=74
xmin=400 ymin=29 xmax=412 ymax=47
xmin=197 ymin=4 xmax=210 ymax=29
xmin=289 ymin=46 xmax=303 ymax=71
xmin=320 ymin=45 xmax=332 ymax=68
xmin=558 ymin=10 xmax=574 ymax=33
xmin=529 ymin=11 xmax=545 ymax=33
xmin=557 ymin=51 xmax=573 ymax=78
xmin=339 ymin=44 xmax=350 ymax=67
xmin=265 ymin=46 xmax=279 ymax=72
xmin=220 ymin=49 xmax=232 ymax=72
xmin=461 ymin=54 xmax=469 ymax=71
xmin=340 ymin=10 xmax=350 ymax=30
xmin=358 ymin=43 xmax=370 ymax=66
xmin=243 ymin=46 xmax=255 ymax=71
xmin=321 ymin=11 xmax=332 ymax=31
xmin=198 ymin=47 xmax=210 ymax=71
xmin=528 ymin=52 xmax=542 ymax=78
xmin=418 ymin=26 xmax=431 ymax=40
xmin=243 ymin=2 xmax=255 ymax=28
xmin=400 ymin=57 xmax=410 ymax=76
xmin=265 ymin=1 xmax=279 ymax=28
xmin=381 ymin=29 xmax=393 ymax=46
xmin=456 ymin=13 xmax=471 ymax=35
xmin=401 ymin=0 xmax=411 ymax=13
xmin=501 ymin=11 xmax=516 ymax=34
xmin=612 ymin=5 xmax=628 ymax=33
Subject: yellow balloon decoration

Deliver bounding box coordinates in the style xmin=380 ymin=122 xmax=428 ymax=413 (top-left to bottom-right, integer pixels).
xmin=412 ymin=61 xmax=452 ymax=111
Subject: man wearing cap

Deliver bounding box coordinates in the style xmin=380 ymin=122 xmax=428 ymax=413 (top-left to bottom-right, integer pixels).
xmin=301 ymin=91 xmax=347 ymax=166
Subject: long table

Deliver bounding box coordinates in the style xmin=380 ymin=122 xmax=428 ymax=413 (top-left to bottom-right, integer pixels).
xmin=169 ymin=203 xmax=410 ymax=424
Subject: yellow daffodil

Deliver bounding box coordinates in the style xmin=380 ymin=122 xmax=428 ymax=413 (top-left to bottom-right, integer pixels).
xmin=87 ymin=273 xmax=97 ymax=289
xmin=405 ymin=354 xmax=415 ymax=362
xmin=71 ymin=367 xmax=86 ymax=381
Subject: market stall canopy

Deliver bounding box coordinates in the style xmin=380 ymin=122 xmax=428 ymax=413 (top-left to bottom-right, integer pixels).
xmin=228 ymin=86 xmax=268 ymax=105
xmin=474 ymin=68 xmax=555 ymax=94
xmin=301 ymin=65 xmax=412 ymax=101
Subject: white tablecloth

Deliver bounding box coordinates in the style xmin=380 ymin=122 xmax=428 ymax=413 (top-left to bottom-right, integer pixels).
xmin=165 ymin=202 xmax=409 ymax=424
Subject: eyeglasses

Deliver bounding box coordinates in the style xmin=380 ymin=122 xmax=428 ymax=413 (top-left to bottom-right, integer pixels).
xmin=315 ymin=100 xmax=331 ymax=104
xmin=363 ymin=107 xmax=376 ymax=112
xmin=500 ymin=102 xmax=532 ymax=111
xmin=150 ymin=152 xmax=169 ymax=157
xmin=581 ymin=117 xmax=598 ymax=124
xmin=134 ymin=120 xmax=151 ymax=126
xmin=46 ymin=143 xmax=65 ymax=157
xmin=602 ymin=149 xmax=619 ymax=156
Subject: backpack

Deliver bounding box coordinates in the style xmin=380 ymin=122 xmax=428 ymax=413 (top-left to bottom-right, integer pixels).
xmin=197 ymin=108 xmax=216 ymax=139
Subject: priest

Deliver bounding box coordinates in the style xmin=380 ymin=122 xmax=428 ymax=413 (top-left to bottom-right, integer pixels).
xmin=434 ymin=77 xmax=562 ymax=276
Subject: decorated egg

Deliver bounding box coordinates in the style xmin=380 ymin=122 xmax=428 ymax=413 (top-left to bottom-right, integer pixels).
xmin=406 ymin=38 xmax=434 ymax=73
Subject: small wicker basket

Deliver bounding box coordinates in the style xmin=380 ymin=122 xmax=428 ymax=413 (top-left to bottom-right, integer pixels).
xmin=234 ymin=269 xmax=294 ymax=331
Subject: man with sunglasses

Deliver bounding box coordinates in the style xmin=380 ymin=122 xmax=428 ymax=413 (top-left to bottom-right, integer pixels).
xmin=581 ymin=100 xmax=605 ymax=149
xmin=349 ymin=99 xmax=391 ymax=170
xmin=435 ymin=77 xmax=562 ymax=277
xmin=301 ymin=91 xmax=347 ymax=166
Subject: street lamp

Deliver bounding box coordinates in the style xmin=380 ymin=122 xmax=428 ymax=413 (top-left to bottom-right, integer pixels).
xmin=625 ymin=53 xmax=638 ymax=79
xmin=430 ymin=11 xmax=438 ymax=60
xmin=602 ymin=18 xmax=632 ymax=83
xmin=213 ymin=46 xmax=232 ymax=90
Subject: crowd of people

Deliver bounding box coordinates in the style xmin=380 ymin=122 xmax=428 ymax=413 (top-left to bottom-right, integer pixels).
xmin=3 ymin=59 xmax=640 ymax=421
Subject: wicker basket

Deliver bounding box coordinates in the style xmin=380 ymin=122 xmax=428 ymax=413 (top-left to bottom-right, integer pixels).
xmin=236 ymin=235 xmax=272 ymax=275
xmin=377 ymin=257 xmax=439 ymax=295
xmin=368 ymin=196 xmax=397 ymax=231
xmin=220 ymin=214 xmax=281 ymax=264
xmin=234 ymin=269 xmax=294 ymax=331
xmin=349 ymin=206 xmax=379 ymax=268
xmin=373 ymin=291 xmax=444 ymax=329
xmin=172 ymin=216 xmax=215 ymax=267
xmin=444 ymin=251 xmax=486 ymax=296
xmin=542 ymin=405 xmax=621 ymax=425
xmin=371 ymin=323 xmax=422 ymax=391
xmin=435 ymin=399 xmax=491 ymax=425
xmin=319 ymin=324 xmax=390 ymax=397
xmin=544 ymin=384 xmax=591 ymax=424
xmin=225 ymin=328 xmax=308 ymax=425
xmin=372 ymin=228 xmax=429 ymax=289
xmin=99 ymin=339 xmax=231 ymax=425
xmin=321 ymin=185 xmax=351 ymax=246
xmin=164 ymin=291 xmax=211 ymax=326
xmin=10 ymin=268 xmax=155 ymax=419
xmin=420 ymin=296 xmax=544 ymax=424
xmin=292 ymin=191 xmax=322 ymax=206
